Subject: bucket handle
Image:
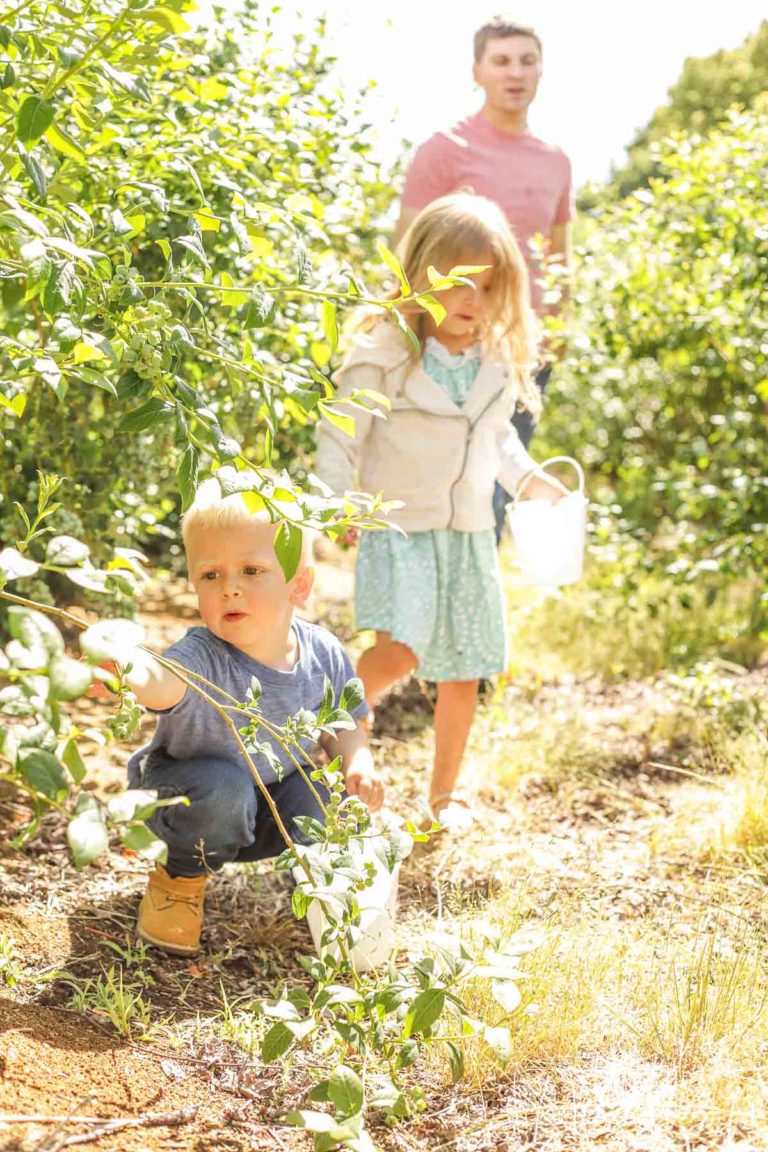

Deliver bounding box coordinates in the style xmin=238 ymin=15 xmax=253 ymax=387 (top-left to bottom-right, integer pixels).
xmin=514 ymin=456 xmax=585 ymax=501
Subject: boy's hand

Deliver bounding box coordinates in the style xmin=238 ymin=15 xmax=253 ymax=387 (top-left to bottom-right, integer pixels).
xmin=320 ymin=717 xmax=384 ymax=812
xmin=345 ymin=762 xmax=384 ymax=812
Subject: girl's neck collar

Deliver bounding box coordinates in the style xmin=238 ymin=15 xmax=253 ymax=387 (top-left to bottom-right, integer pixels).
xmin=424 ymin=335 xmax=482 ymax=365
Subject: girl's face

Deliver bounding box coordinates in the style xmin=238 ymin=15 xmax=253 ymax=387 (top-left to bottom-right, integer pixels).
xmin=422 ymin=257 xmax=497 ymax=352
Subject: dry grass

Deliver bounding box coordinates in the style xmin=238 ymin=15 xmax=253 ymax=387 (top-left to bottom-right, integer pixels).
xmin=503 ymin=557 xmax=766 ymax=680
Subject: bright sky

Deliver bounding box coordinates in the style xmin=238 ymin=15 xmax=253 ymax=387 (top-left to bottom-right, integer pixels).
xmin=225 ymin=1 xmax=765 ymax=189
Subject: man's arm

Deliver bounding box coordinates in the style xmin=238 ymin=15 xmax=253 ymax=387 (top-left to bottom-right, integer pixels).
xmin=550 ymin=222 xmax=572 ymax=269
xmin=546 ymin=221 xmax=573 ymax=357
xmin=320 ymin=723 xmax=384 ymax=812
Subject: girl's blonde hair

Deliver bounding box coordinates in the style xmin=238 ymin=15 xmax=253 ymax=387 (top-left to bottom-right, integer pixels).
xmin=400 ymin=192 xmax=540 ymax=413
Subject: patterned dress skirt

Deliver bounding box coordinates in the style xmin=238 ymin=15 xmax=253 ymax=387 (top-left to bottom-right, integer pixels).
xmin=355 ymin=526 xmax=507 ymax=682
xmin=354 ymin=336 xmax=508 ymax=682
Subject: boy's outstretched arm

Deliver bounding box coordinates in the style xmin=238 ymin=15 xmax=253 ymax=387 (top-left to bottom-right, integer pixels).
xmin=128 ymin=652 xmax=187 ymax=712
xmin=116 ymin=648 xmax=187 ymax=712
xmin=321 ymin=723 xmax=384 ymax=813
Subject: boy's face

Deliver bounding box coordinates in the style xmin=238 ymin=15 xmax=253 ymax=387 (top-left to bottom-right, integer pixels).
xmin=186 ymin=519 xmax=313 ymax=650
xmin=473 ymin=35 xmax=542 ymax=115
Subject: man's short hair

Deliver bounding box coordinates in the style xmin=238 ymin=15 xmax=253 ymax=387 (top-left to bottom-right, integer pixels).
xmin=474 ymin=17 xmax=543 ymax=63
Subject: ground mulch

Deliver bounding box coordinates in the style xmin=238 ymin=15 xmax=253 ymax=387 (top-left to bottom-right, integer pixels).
xmin=2 ymin=554 xmax=767 ymax=1151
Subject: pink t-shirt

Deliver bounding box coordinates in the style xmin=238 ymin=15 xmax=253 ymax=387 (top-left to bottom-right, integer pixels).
xmin=402 ymin=112 xmax=574 ymax=312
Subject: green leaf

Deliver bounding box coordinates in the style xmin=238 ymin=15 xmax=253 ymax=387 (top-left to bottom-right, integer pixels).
xmin=16 ymin=96 xmax=55 ymax=144
xmin=243 ymin=286 xmax=274 ymax=328
xmin=483 ymin=1024 xmax=513 ymax=1064
xmin=248 ymin=233 xmax=274 ymax=258
xmin=18 ymin=147 xmax=47 ymax=200
xmin=213 ymin=427 xmax=241 ymax=460
xmin=327 ymin=1065 xmax=364 ymax=1117
xmin=50 ymin=316 xmax=82 ymax=345
xmin=67 ymin=806 xmax=109 ymax=868
xmin=491 ymin=979 xmax=522 ymax=1014
xmin=377 ymin=240 xmax=410 ymax=296
xmin=17 ymin=748 xmax=69 ymax=801
xmin=262 ymin=1020 xmax=296 ymax=1063
xmin=45 ymin=122 xmax=85 ymax=161
xmin=219 ymin=270 xmax=248 ymax=307
xmin=417 ymin=293 xmax=446 ymax=325
xmin=101 ymin=62 xmax=151 ymax=103
xmin=339 ymin=677 xmax=365 ymax=713
xmin=314 ymin=985 xmax=364 ymax=1010
xmin=445 ymin=1040 xmax=465 ymax=1084
xmin=48 ymin=654 xmax=93 ymax=701
xmin=177 ymin=445 xmax=199 ymax=512
xmin=146 ymin=6 xmax=190 ymax=34
xmin=118 ymin=398 xmax=174 ymax=433
xmin=318 ymin=1119 xmax=367 ymax=1150
xmin=0 ymin=547 xmax=39 ymax=582
xmin=321 ymin=299 xmax=339 ymax=355
xmin=0 ymin=391 xmax=27 ymax=418
xmin=42 ymin=262 xmax=79 ymax=317
xmin=215 ymin=466 xmax=261 ymax=497
xmin=405 ymin=987 xmax=445 ymax=1037
xmin=389 ymin=306 xmax=420 ymax=353
xmin=8 ymin=606 xmax=64 ymax=655
xmin=46 ymin=535 xmax=90 ymax=566
xmin=79 ymin=618 xmax=145 ymax=663
xmin=318 ymin=401 xmax=355 ymax=438
xmin=20 ymin=237 xmax=51 ymax=292
xmin=447 ymin=264 xmax=491 ymax=277
xmin=62 ymin=737 xmax=86 ymax=785
xmin=273 ymin=521 xmax=303 ymax=582
xmin=120 ymin=823 xmax=168 ymax=862
xmin=282 ymin=1110 xmax=336 ymax=1133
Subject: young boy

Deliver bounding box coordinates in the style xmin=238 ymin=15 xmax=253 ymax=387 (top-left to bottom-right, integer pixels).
xmin=124 ymin=479 xmax=383 ymax=956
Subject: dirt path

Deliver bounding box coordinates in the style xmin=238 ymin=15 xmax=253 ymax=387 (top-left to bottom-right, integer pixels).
xmin=2 ymin=560 xmax=767 ymax=1151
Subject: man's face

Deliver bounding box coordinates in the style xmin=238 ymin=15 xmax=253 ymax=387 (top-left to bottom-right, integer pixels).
xmin=473 ymin=35 xmax=542 ymax=115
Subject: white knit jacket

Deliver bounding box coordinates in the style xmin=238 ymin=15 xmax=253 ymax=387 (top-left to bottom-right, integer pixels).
xmin=315 ymin=321 xmax=538 ymax=533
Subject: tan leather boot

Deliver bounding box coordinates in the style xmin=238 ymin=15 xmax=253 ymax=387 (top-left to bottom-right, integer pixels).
xmin=137 ymin=864 xmax=206 ymax=956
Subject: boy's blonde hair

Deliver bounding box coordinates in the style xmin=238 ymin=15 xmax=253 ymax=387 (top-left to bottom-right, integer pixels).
xmin=182 ymin=478 xmax=314 ymax=568
xmin=391 ymin=193 xmax=540 ymax=413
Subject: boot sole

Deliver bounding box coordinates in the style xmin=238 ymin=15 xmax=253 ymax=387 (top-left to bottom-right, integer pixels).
xmin=137 ymin=925 xmax=200 ymax=957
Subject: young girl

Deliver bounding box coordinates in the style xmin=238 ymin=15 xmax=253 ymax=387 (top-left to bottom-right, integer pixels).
xmin=316 ymin=192 xmax=565 ymax=828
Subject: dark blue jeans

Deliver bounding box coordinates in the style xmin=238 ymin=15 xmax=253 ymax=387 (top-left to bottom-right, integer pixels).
xmin=141 ymin=753 xmax=329 ymax=878
xmin=493 ymin=365 xmax=553 ymax=544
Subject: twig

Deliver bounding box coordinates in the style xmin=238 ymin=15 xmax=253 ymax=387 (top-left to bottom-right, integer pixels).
xmin=23 ymin=1097 xmax=96 ymax=1152
xmin=33 ymin=1105 xmax=198 ymax=1149
xmin=0 ymin=1115 xmax=108 ymax=1125
xmin=647 ymin=760 xmax=724 ymax=788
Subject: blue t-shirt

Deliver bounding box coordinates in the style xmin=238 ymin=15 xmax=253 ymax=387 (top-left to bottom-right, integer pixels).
xmin=127 ymin=619 xmax=367 ymax=786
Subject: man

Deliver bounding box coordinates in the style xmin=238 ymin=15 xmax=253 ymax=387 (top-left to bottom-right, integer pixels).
xmin=394 ymin=17 xmax=574 ymax=539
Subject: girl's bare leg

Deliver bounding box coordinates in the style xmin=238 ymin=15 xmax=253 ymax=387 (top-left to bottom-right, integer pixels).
xmin=357 ymin=631 xmax=418 ymax=710
xmin=430 ymin=679 xmax=480 ymax=809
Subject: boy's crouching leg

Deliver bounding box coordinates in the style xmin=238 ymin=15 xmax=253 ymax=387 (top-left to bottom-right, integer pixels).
xmin=137 ymin=865 xmax=206 ymax=956
xmin=137 ymin=756 xmax=259 ymax=954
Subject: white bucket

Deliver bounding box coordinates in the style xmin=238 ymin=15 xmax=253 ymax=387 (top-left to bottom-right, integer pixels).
xmin=506 ymin=456 xmax=587 ymax=588
xmin=292 ymin=837 xmax=401 ymax=973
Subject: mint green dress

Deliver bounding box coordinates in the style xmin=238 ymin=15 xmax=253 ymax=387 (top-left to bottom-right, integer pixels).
xmin=355 ymin=338 xmax=506 ymax=682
